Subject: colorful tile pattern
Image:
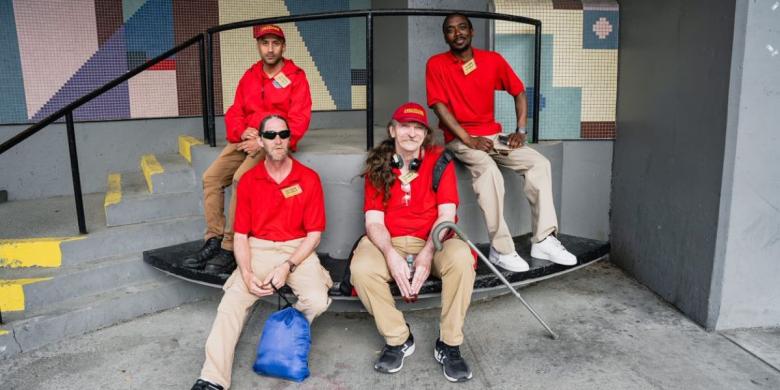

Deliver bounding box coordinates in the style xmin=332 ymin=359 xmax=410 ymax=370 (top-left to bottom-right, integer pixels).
xmin=1 ymin=0 xmax=614 ymax=139
xmin=0 ymin=0 xmax=27 ymax=123
xmin=495 ymin=0 xmax=618 ymax=139
xmin=2 ymin=0 xmax=364 ymax=124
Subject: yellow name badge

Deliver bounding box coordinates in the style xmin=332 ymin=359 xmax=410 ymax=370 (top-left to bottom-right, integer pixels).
xmin=398 ymin=171 xmax=419 ymax=185
xmin=281 ymin=184 xmax=303 ymax=198
xmin=273 ymin=72 xmax=291 ymax=88
xmin=462 ymin=58 xmax=477 ymax=76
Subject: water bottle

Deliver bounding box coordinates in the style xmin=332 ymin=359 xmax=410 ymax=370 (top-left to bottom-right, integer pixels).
xmin=405 ymin=254 xmax=418 ymax=302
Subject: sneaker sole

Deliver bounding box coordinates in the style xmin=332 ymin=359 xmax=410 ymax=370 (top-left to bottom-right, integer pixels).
xmin=530 ymin=248 xmax=577 ymax=266
xmin=488 ymin=258 xmax=530 ymax=273
xmin=434 ymin=349 xmax=473 ymax=382
xmin=375 ymin=343 xmax=415 ymax=374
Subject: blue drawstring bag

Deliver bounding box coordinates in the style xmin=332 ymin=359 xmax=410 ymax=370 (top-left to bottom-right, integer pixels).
xmin=253 ymin=286 xmax=311 ymax=382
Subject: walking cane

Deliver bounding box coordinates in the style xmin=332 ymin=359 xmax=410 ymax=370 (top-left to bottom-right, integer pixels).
xmin=432 ymin=221 xmax=559 ymax=340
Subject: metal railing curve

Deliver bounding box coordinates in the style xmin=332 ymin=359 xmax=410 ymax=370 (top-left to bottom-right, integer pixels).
xmin=0 ymin=8 xmax=541 ymax=235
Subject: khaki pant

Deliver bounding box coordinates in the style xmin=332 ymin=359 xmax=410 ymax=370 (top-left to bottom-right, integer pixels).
xmin=350 ymin=236 xmax=475 ymax=346
xmin=200 ymin=237 xmax=333 ymax=388
xmin=202 ymin=143 xmax=264 ymax=251
xmin=447 ymin=134 xmax=558 ymax=252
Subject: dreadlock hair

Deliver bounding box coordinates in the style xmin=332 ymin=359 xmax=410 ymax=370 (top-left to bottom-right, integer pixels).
xmin=362 ymin=120 xmax=433 ymax=205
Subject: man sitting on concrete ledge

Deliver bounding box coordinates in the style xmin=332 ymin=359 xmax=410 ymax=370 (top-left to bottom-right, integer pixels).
xmin=426 ymin=13 xmax=576 ymax=272
xmin=350 ymin=102 xmax=476 ymax=382
xmin=191 ymin=114 xmax=331 ymax=390
xmin=183 ymin=24 xmax=312 ymax=275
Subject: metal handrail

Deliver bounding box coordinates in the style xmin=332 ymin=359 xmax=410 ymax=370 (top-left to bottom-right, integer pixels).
xmin=0 ymin=34 xmax=208 ymax=234
xmin=203 ymin=9 xmax=542 ymax=149
xmin=0 ymin=34 xmax=207 ymax=155
xmin=0 ymin=9 xmax=541 ymax=235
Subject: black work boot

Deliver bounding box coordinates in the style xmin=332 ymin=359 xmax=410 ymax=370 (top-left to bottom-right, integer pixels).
xmin=374 ymin=330 xmax=415 ymax=373
xmin=182 ymin=237 xmax=222 ymax=269
xmin=191 ymin=379 xmax=223 ymax=390
xmin=434 ymin=339 xmax=473 ymax=382
xmin=203 ymin=249 xmax=236 ymax=275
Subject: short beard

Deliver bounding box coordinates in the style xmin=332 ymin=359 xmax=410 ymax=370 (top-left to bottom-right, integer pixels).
xmin=268 ymin=149 xmax=288 ymax=161
xmin=449 ymin=42 xmax=470 ymax=54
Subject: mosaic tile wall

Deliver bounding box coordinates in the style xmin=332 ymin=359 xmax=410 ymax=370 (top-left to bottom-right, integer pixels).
xmin=0 ymin=0 xmax=367 ymax=124
xmin=0 ymin=0 xmax=618 ymax=141
xmin=494 ymin=0 xmax=618 ymax=139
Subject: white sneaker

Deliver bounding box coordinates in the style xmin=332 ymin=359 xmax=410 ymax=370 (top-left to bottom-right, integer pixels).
xmin=531 ymin=235 xmax=577 ymax=266
xmin=488 ymin=247 xmax=530 ymax=272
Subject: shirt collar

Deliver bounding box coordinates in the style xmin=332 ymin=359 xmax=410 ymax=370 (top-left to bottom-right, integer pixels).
xmin=254 ymin=157 xmax=301 ymax=185
xmin=447 ymin=47 xmax=480 ymax=64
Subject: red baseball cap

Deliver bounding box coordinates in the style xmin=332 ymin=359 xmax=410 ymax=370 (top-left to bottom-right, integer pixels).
xmin=391 ymin=102 xmax=430 ymax=129
xmin=253 ymin=24 xmax=285 ymax=40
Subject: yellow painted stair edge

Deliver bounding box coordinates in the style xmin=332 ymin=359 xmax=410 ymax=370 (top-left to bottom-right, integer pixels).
xmin=0 ymin=278 xmax=52 ymax=312
xmin=0 ymin=237 xmax=83 ymax=268
xmin=140 ymin=154 xmax=164 ymax=193
xmin=104 ymin=173 xmax=122 ymax=210
xmin=178 ymin=135 xmax=203 ymax=163
xmin=0 ymin=329 xmax=8 ymax=336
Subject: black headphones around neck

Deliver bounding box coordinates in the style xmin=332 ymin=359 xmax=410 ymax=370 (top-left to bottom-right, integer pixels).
xmin=390 ymin=150 xmax=424 ymax=172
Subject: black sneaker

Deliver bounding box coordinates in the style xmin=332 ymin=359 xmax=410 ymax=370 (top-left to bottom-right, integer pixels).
xmin=203 ymin=249 xmax=236 ymax=275
xmin=434 ymin=339 xmax=473 ymax=382
xmin=374 ymin=332 xmax=415 ymax=373
xmin=191 ymin=379 xmax=224 ymax=390
xmin=182 ymin=237 xmax=222 ymax=269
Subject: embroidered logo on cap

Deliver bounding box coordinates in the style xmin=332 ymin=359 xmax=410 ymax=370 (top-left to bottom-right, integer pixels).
xmin=403 ymin=108 xmax=425 ymax=116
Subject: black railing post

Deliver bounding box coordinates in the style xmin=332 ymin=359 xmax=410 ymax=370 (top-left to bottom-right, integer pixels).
xmin=365 ymin=14 xmax=374 ymax=151
xmin=198 ymin=35 xmax=210 ymax=145
xmin=532 ymin=23 xmax=542 ymax=143
xmin=65 ymin=112 xmax=87 ymax=234
xmin=205 ymin=32 xmax=217 ymax=147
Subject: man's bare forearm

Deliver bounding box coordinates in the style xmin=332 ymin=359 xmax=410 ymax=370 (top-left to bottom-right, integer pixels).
xmin=432 ymin=103 xmax=471 ymax=143
xmin=366 ymin=222 xmax=396 ymax=257
xmin=286 ymin=232 xmax=321 ymax=267
xmin=515 ymin=92 xmax=528 ymax=130
xmin=234 ymin=233 xmax=253 ymax=275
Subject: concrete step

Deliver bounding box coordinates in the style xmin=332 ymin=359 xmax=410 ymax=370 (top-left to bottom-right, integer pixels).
xmin=60 ymin=215 xmax=205 ymax=266
xmin=140 ymin=153 xmax=196 ymax=194
xmin=1 ymin=254 xmax=170 ymax=315
xmin=0 ymin=277 xmax=218 ymax=360
xmin=104 ymin=171 xmax=202 ymax=227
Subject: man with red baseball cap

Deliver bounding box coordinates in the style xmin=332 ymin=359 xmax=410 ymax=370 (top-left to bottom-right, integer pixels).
xmin=183 ymin=24 xmax=313 ymax=275
xmin=350 ymin=102 xmax=476 ymax=382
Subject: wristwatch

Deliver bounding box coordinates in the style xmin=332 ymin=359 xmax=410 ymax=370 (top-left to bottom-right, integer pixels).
xmin=284 ymin=259 xmax=297 ymax=273
xmin=515 ymin=127 xmax=527 ymax=134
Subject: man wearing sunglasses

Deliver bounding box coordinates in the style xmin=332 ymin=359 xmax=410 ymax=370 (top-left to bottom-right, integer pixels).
xmin=184 ymin=24 xmax=312 ymax=275
xmin=191 ymin=114 xmax=331 ymax=390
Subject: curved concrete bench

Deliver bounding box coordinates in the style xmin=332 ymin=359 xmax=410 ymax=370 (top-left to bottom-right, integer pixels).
xmin=143 ymin=232 xmax=608 ymax=312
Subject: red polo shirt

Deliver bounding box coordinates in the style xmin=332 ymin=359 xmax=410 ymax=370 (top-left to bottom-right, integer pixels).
xmin=234 ymin=158 xmax=325 ymax=241
xmin=364 ymin=147 xmax=459 ymax=240
xmin=426 ymin=47 xmax=525 ymax=143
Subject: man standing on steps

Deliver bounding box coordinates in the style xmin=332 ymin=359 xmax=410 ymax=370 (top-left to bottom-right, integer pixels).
xmin=190 ymin=114 xmax=332 ymax=390
xmin=183 ymin=24 xmax=312 ymax=275
xmin=426 ymin=13 xmax=576 ymax=272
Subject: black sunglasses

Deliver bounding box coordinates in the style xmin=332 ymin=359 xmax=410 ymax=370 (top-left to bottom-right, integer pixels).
xmin=260 ymin=129 xmax=291 ymax=140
